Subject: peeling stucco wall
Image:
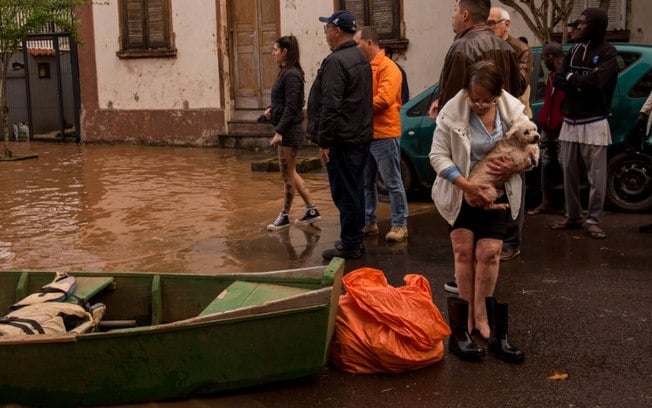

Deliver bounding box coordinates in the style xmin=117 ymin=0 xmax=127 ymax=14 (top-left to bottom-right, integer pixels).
xmin=279 ymin=0 xmax=451 ymax=96
xmin=628 ymin=0 xmax=652 ymax=44
xmin=92 ymin=0 xmax=221 ymax=111
xmin=80 ymin=0 xmax=225 ymax=145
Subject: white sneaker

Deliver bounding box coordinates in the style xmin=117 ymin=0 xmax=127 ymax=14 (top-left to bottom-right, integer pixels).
xmin=444 ymin=280 xmax=458 ymax=294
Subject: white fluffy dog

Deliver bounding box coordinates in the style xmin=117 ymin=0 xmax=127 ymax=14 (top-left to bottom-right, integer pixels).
xmin=466 ymin=119 xmax=540 ymax=210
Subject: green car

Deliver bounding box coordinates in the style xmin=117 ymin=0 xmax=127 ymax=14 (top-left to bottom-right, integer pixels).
xmin=399 ymin=43 xmax=652 ymax=212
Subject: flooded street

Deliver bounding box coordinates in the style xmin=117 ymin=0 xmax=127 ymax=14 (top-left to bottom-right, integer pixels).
xmin=0 ymin=141 xmax=358 ymax=274
xmin=2 ymin=142 xmax=650 ymax=408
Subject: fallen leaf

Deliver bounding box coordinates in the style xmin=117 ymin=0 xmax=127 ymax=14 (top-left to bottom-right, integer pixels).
xmin=547 ymin=370 xmax=569 ymax=381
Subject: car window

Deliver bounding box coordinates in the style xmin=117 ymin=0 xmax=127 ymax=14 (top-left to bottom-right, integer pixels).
xmin=628 ymin=68 xmax=652 ymax=98
xmin=617 ymin=52 xmax=640 ymax=72
xmin=407 ymin=89 xmax=439 ymax=117
xmin=533 ymin=50 xmax=642 ymax=104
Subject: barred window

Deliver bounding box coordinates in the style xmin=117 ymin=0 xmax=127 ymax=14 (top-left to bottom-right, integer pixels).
xmin=117 ymin=0 xmax=176 ymax=58
xmin=339 ymin=0 xmax=407 ymax=51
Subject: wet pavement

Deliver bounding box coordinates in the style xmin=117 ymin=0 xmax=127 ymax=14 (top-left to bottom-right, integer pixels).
xmin=1 ymin=142 xmax=650 ymax=407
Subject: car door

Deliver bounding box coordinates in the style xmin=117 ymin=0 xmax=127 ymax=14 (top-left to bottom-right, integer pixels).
xmin=399 ymin=85 xmax=438 ymax=190
xmin=609 ymin=50 xmax=652 ymax=145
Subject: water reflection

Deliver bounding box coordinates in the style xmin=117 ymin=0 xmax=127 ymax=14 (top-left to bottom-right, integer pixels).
xmin=0 ymin=142 xmax=334 ymax=273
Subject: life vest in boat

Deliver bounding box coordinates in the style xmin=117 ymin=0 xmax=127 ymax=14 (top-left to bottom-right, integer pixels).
xmin=0 ymin=302 xmax=94 ymax=337
xmin=9 ymin=272 xmax=77 ymax=311
xmin=0 ymin=273 xmax=106 ymax=337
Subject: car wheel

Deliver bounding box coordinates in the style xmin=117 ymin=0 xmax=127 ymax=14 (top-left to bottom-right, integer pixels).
xmin=376 ymin=155 xmax=414 ymax=195
xmin=606 ymin=152 xmax=652 ymax=212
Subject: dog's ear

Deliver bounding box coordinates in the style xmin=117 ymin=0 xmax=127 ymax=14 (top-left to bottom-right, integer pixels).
xmin=504 ymin=127 xmax=518 ymax=141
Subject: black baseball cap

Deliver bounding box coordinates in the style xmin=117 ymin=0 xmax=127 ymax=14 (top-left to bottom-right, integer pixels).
xmin=319 ymin=10 xmax=357 ymax=33
xmin=568 ymin=19 xmax=580 ymax=28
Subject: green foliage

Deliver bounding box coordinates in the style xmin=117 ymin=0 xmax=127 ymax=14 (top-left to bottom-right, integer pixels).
xmin=1 ymin=0 xmax=89 ymax=57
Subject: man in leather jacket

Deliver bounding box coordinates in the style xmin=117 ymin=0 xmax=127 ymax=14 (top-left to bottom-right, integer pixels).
xmin=428 ymin=0 xmax=526 ymax=119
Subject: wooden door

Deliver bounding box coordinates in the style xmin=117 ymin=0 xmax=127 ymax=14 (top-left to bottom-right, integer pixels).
xmin=230 ymin=0 xmax=278 ymax=109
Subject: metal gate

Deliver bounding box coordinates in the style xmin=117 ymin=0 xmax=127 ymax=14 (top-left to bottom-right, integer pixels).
xmin=6 ymin=32 xmax=81 ymax=143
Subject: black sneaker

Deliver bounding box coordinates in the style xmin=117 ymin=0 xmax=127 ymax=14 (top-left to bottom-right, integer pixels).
xmin=500 ymin=247 xmax=521 ymax=262
xmin=322 ymin=247 xmax=362 ymax=260
xmin=336 ymin=240 xmax=366 ymax=253
xmin=295 ymin=207 xmax=321 ymax=225
xmin=444 ymin=280 xmax=458 ymax=294
xmin=267 ymin=212 xmax=290 ymax=231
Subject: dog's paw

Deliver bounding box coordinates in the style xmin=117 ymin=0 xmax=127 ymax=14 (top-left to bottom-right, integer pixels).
xmin=485 ymin=203 xmax=510 ymax=211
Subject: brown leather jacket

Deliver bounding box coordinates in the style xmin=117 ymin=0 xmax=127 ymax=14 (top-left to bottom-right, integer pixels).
xmin=437 ymin=25 xmax=526 ymax=109
xmin=506 ymin=35 xmax=533 ymax=82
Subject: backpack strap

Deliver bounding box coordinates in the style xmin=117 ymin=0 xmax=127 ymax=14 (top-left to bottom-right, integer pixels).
xmin=0 ymin=316 xmax=45 ymax=335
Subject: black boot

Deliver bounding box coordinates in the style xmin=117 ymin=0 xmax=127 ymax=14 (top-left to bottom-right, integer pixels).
xmin=485 ymin=297 xmax=524 ymax=363
xmin=447 ymin=296 xmax=485 ymax=360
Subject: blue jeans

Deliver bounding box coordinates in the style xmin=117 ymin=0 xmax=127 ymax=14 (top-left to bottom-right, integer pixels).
xmin=326 ymin=143 xmax=369 ymax=250
xmin=363 ymin=138 xmax=408 ymax=226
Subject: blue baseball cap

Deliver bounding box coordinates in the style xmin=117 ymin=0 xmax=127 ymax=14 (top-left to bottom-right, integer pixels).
xmin=319 ymin=10 xmax=357 ymax=33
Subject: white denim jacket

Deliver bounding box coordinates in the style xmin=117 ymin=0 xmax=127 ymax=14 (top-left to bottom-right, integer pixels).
xmin=429 ymin=89 xmax=530 ymax=225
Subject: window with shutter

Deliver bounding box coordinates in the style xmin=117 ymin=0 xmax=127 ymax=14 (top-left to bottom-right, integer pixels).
xmin=117 ymin=0 xmax=176 ymax=58
xmin=552 ymin=0 xmax=628 ymax=42
xmin=556 ymin=0 xmax=626 ymax=32
xmin=568 ymin=0 xmax=626 ymax=31
xmin=338 ymin=0 xmax=407 ymax=51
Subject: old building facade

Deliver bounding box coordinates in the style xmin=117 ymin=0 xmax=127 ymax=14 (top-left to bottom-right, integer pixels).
xmin=68 ymin=0 xmax=652 ymax=145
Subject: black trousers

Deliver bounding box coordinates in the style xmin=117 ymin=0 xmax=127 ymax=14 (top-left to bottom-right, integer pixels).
xmin=326 ymin=143 xmax=370 ymax=250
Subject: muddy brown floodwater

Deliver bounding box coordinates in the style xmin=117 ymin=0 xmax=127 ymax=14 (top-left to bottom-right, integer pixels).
xmin=0 ymin=141 xmax=356 ymax=274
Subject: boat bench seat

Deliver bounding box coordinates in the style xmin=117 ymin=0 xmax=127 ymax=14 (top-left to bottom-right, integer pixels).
xmin=199 ymin=280 xmax=309 ymax=316
xmin=65 ymin=277 xmax=115 ymax=304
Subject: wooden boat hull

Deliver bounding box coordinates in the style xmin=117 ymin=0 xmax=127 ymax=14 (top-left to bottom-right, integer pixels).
xmin=0 ymin=258 xmax=344 ymax=407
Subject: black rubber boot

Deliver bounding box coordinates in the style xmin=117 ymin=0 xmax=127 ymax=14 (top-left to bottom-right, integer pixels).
xmin=486 ymin=297 xmax=525 ymax=363
xmin=447 ymin=296 xmax=485 ymax=360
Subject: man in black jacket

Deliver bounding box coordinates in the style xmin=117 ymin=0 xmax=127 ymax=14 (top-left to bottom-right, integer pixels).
xmin=551 ymin=7 xmax=618 ymax=239
xmin=307 ymin=10 xmax=373 ymax=260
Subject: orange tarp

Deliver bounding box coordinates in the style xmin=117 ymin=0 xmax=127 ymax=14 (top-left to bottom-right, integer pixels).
xmin=331 ymin=267 xmax=451 ymax=373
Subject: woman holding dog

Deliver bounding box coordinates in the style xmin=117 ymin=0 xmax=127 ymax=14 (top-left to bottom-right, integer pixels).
xmin=429 ymin=60 xmax=529 ymax=363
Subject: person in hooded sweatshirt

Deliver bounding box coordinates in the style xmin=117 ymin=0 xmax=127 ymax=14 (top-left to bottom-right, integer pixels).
xmin=550 ymin=7 xmax=618 ymax=240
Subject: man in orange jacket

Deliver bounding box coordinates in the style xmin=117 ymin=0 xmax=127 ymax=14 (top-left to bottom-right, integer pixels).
xmin=354 ymin=26 xmax=409 ymax=242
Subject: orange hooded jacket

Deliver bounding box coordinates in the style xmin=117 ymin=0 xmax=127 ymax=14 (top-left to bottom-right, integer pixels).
xmin=371 ymin=51 xmax=402 ymax=139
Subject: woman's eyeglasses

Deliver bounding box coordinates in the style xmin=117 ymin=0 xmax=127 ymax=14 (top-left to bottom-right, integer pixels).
xmin=467 ymin=97 xmax=497 ymax=109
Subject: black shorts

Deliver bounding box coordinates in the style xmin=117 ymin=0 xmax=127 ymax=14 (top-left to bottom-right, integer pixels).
xmin=281 ymin=123 xmax=306 ymax=147
xmin=449 ymin=199 xmax=509 ymax=241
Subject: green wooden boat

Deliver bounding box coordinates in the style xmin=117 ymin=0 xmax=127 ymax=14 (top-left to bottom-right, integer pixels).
xmin=0 ymin=258 xmax=344 ymax=407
